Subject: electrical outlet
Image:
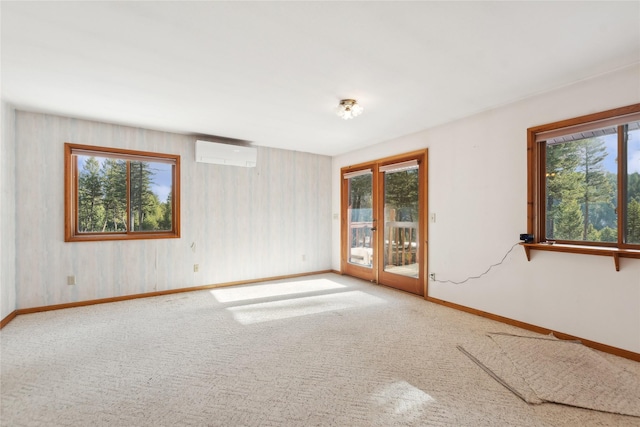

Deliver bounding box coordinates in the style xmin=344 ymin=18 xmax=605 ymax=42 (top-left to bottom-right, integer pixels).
xmin=302 ymin=254 xmax=306 ymax=261
xmin=430 ymin=213 xmax=436 ymax=223
xmin=67 ymin=275 xmax=76 ymax=286
xmin=193 ymin=264 xmax=199 ymax=273
xmin=429 ymin=273 xmax=436 ymax=281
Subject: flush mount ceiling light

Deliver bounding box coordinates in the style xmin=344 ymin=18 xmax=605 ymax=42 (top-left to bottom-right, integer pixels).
xmin=336 ymin=99 xmax=363 ymax=120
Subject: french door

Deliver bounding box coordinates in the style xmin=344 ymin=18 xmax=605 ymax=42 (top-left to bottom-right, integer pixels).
xmin=341 ymin=150 xmax=427 ymax=296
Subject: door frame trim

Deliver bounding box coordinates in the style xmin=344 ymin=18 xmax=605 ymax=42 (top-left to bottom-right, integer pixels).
xmin=340 ymin=149 xmax=429 ymax=296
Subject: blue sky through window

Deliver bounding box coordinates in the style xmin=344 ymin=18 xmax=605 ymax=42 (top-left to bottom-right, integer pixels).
xmin=598 ymin=129 xmax=639 ymax=174
xmin=628 ymin=127 xmax=640 ymax=174
xmin=78 ymin=155 xmax=173 ymax=203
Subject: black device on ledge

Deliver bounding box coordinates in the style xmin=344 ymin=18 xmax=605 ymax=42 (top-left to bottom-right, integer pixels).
xmin=519 ymin=233 xmax=534 ymax=243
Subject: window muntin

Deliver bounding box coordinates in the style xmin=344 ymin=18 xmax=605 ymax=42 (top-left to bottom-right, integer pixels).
xmin=529 ymin=104 xmax=640 ymax=250
xmin=625 ymin=125 xmax=640 ymax=245
xmin=65 ymin=144 xmax=180 ymax=241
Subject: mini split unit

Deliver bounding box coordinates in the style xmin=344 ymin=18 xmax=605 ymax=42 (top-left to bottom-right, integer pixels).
xmin=195 ymin=140 xmax=257 ymax=167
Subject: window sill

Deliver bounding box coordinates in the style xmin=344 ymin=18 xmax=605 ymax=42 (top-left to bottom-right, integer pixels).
xmin=66 ymin=232 xmax=180 ymax=242
xmin=520 ymin=243 xmax=640 ymax=271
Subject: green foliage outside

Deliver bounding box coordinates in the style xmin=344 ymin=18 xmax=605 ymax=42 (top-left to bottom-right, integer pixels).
xmin=384 ymin=169 xmax=419 ymax=222
xmin=546 ymin=136 xmax=640 ymax=244
xmin=349 ymin=174 xmax=372 ymax=221
xmin=77 ymin=156 xmax=172 ymax=233
xmin=384 ymin=169 xmax=419 ymax=266
xmin=627 ymin=199 xmax=640 ymax=244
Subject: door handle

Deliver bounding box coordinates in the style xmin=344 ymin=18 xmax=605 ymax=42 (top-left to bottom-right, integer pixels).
xmin=371 ymin=227 xmax=377 ymax=231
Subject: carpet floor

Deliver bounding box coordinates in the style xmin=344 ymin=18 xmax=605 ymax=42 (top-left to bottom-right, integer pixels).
xmin=459 ymin=333 xmax=640 ymax=417
xmin=1 ymin=273 xmax=639 ymax=426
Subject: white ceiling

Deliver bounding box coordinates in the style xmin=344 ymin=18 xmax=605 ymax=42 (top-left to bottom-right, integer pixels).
xmin=2 ymin=1 xmax=639 ymax=156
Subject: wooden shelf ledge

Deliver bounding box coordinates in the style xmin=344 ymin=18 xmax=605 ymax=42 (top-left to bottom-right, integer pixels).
xmin=520 ymin=243 xmax=640 ymax=271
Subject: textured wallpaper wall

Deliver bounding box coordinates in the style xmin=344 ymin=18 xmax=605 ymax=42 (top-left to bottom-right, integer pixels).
xmin=14 ymin=111 xmax=332 ymax=309
xmin=1 ymin=103 xmax=17 ymax=319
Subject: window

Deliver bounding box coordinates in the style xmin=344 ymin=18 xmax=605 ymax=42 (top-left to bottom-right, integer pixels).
xmin=65 ymin=143 xmax=180 ymax=241
xmin=527 ymin=104 xmax=640 ymax=250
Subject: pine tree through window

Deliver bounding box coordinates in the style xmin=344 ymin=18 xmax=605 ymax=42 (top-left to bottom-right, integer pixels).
xmin=528 ymin=104 xmax=640 ymax=250
xmin=65 ymin=144 xmax=180 ymax=241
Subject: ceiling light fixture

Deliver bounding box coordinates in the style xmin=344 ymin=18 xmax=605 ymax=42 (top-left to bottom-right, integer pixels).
xmin=336 ymin=99 xmax=363 ymax=120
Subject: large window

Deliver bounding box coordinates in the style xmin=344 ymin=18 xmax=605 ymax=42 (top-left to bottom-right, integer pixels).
xmin=65 ymin=143 xmax=180 ymax=241
xmin=528 ymin=104 xmax=640 ymax=250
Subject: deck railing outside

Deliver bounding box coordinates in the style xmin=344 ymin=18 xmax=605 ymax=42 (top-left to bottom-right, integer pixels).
xmin=384 ymin=221 xmax=418 ymax=268
xmin=348 ymin=219 xmax=418 ymax=271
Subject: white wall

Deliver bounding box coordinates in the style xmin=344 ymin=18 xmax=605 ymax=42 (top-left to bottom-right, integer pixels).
xmin=1 ymin=102 xmax=17 ymax=320
xmin=332 ymin=64 xmax=640 ymax=353
xmin=14 ymin=112 xmax=332 ymax=309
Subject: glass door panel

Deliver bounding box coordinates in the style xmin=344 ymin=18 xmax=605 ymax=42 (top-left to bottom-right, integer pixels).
xmin=382 ymin=164 xmax=419 ymax=278
xmin=376 ymin=156 xmax=425 ymax=296
xmin=342 ymin=168 xmax=376 ymax=282
xmin=347 ymin=171 xmax=374 ymax=267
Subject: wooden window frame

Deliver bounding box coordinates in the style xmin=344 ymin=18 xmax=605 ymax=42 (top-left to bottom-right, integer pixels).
xmin=64 ymin=143 xmax=181 ymax=242
xmin=525 ymin=104 xmax=640 ymax=270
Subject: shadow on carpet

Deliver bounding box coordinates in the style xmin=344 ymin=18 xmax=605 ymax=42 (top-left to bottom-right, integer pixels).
xmin=458 ymin=333 xmax=640 ymax=418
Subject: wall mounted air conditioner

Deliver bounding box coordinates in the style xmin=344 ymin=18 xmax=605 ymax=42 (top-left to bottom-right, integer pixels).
xmin=195 ymin=140 xmax=257 ymax=167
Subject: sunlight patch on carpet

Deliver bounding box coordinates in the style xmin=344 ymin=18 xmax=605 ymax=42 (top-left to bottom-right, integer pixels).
xmin=370 ymin=380 xmax=437 ymax=424
xmin=210 ymin=278 xmax=347 ymax=302
xmin=226 ymin=290 xmax=385 ymax=325
xmin=373 ymin=381 xmax=436 ymax=414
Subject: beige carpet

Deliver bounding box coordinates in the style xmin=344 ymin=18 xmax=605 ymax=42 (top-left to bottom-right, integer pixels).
xmin=459 ymin=333 xmax=640 ymax=417
xmin=2 ymin=273 xmax=640 ymax=426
